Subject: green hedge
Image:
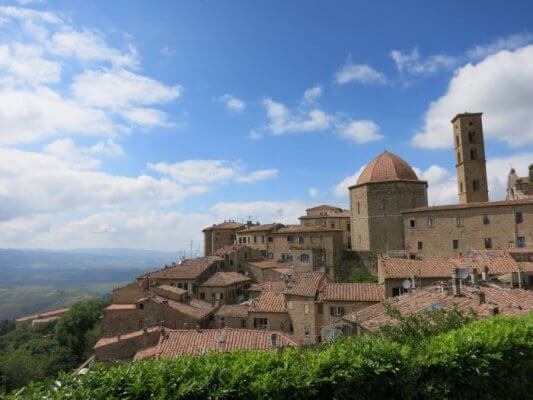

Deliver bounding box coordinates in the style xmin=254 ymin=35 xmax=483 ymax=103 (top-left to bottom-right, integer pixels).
xmin=6 ymin=313 xmax=532 ymax=400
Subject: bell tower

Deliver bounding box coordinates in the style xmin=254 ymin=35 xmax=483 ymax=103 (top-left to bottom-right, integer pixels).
xmin=451 ymin=112 xmax=489 ymax=204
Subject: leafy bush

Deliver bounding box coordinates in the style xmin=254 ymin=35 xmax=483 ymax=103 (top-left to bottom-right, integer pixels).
xmin=6 ymin=313 xmax=531 ymax=400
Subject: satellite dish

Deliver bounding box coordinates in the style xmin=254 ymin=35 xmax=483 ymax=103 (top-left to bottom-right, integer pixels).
xmin=402 ymin=279 xmax=412 ymax=290
xmin=458 ymin=268 xmax=469 ymax=280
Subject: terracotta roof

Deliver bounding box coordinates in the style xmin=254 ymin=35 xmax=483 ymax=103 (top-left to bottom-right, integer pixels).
xmin=16 ymin=307 xmax=70 ymax=323
xmin=318 ymin=283 xmax=384 ymax=302
xmin=237 ymin=223 xmax=285 ymax=233
xmin=245 ymin=260 xmax=290 ymax=270
xmin=343 ymin=284 xmax=533 ymax=332
xmin=215 ymin=304 xmax=251 ymax=318
xmin=104 ymin=304 xmax=137 ymax=311
xmin=148 ymin=256 xmax=223 ymax=280
xmin=147 ymin=296 xmax=214 ymax=320
xmin=306 ymin=204 xmax=345 ymax=212
xmin=248 ymin=280 xmax=287 ymax=293
xmin=402 ymin=198 xmax=533 ymax=213
xmin=214 ymin=244 xmax=249 ymax=256
xmin=284 ymin=271 xmax=329 ymax=297
xmin=134 ymin=328 xmax=297 ymax=360
xmin=379 ymin=253 xmax=520 ymax=280
xmin=379 ymin=257 xmax=457 ymax=279
xmin=250 ymin=291 xmax=287 ymax=313
xmin=201 ymin=272 xmax=251 ymax=287
xmin=299 ymin=211 xmax=351 ymax=219
xmin=355 ymin=151 xmax=421 ymax=186
xmin=203 ymin=221 xmax=244 ymax=231
xmin=95 ymin=326 xmax=161 ymax=348
xmin=275 ymin=225 xmax=343 ymax=234
xmin=153 ymin=285 xmax=188 ymax=296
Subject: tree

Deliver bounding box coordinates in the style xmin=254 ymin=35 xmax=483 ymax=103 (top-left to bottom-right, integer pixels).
xmin=54 ymin=300 xmax=106 ymax=359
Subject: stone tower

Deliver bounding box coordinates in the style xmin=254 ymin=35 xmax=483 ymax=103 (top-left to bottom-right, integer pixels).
xmin=451 ymin=112 xmax=489 ymax=204
xmin=349 ymin=151 xmax=428 ymax=253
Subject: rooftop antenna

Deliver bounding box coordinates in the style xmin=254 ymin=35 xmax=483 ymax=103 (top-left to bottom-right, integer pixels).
xmin=190 ymin=240 xmax=193 ymax=258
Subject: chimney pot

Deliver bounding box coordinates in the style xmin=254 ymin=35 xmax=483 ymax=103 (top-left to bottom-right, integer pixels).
xmin=270 ymin=332 xmax=278 ymax=348
xmin=482 ymin=266 xmax=489 ymax=281
xmin=452 ymin=268 xmax=461 ymax=296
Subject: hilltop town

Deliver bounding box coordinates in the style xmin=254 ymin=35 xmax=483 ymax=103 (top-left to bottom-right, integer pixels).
xmin=22 ymin=112 xmax=527 ymax=362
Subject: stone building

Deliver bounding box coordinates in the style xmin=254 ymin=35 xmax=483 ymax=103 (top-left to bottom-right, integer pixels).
xmin=402 ymin=199 xmax=533 ymax=257
xmin=198 ymin=272 xmax=251 ymax=305
xmin=452 ymin=113 xmax=489 ymax=204
xmin=349 ymin=151 xmax=428 ymax=253
xmin=299 ymin=205 xmax=352 ymax=248
xmin=202 ymin=221 xmax=244 ymax=255
xmin=213 ymin=303 xmax=251 ymax=329
xmin=507 ymin=166 xmax=533 ymax=200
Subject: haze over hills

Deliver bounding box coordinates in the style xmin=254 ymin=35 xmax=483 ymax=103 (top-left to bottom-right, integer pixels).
xmin=0 ymin=248 xmax=178 ymax=320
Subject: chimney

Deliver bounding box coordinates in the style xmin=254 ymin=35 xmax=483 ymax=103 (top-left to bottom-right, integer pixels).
xmin=246 ymin=220 xmax=252 ymax=227
xmin=470 ymin=268 xmax=478 ymax=284
xmin=517 ymin=267 xmax=523 ymax=289
xmin=270 ymin=332 xmax=278 ymax=348
xmin=482 ymin=266 xmax=489 ymax=281
xmin=452 ymin=268 xmax=461 ymax=296
xmin=478 ymin=291 xmax=486 ymax=305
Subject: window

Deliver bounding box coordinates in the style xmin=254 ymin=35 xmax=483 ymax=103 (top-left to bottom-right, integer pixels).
xmin=483 ymin=214 xmax=490 ymax=225
xmin=453 ymin=239 xmax=459 ymax=250
xmin=409 ymin=219 xmax=416 ymax=228
xmin=240 ymin=319 xmax=246 ymax=328
xmin=238 ymin=237 xmax=242 ymax=244
xmin=200 ymin=292 xmax=205 ymax=300
xmin=508 ymin=241 xmax=515 ymax=248
xmin=298 ymin=236 xmax=304 ymax=244
xmin=457 ymin=151 xmax=461 ymax=163
xmin=253 ymin=318 xmax=268 ymax=329
xmin=468 ymin=131 xmax=476 ymax=144
xmin=473 ymin=180 xmax=480 ymax=191
xmin=417 ymin=241 xmax=423 ymax=250
xmin=357 ymin=202 xmax=360 ymax=214
xmin=230 ymin=234 xmax=235 ymax=240
xmin=253 ymin=236 xmax=257 ymax=243
xmin=515 ymin=212 xmax=523 ymax=223
xmin=138 ymin=303 xmax=144 ymax=310
xmin=260 ymin=250 xmax=267 ymax=258
xmin=427 ymin=217 xmax=434 ymax=228
xmin=470 ymin=148 xmax=478 ymax=161
xmin=230 ymin=259 xmax=234 ymax=266
xmin=347 ymin=223 xmax=350 ymax=231
xmin=304 ymin=304 xmax=309 ymax=315
xmin=456 ymin=216 xmax=464 ymax=227
xmin=484 ymin=238 xmax=492 ymax=249
xmin=330 ymin=306 xmax=345 ymax=316
xmin=459 ymin=181 xmax=463 ymax=193
xmin=300 ymin=253 xmax=310 ymax=263
xmin=455 ymin=135 xmax=459 ymax=146
xmin=304 ymin=326 xmax=310 ymax=336
xmin=392 ymin=287 xmax=404 ymax=297
xmin=287 ymin=235 xmax=293 ymax=243
xmin=268 ymin=236 xmax=273 ymax=242
xmin=317 ymin=303 xmax=323 ymax=314
xmin=267 ymin=252 xmax=273 ymax=259
xmin=517 ymin=236 xmax=526 ymax=248
xmin=261 ymin=236 xmax=265 ymax=244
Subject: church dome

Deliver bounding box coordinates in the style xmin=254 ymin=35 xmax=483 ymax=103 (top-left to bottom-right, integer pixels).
xmin=356 ymin=151 xmax=420 ymax=185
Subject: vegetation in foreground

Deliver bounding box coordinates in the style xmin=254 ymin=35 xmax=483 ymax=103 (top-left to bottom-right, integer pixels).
xmin=0 ymin=300 xmax=107 ymax=393
xmin=5 ymin=311 xmax=532 ymax=400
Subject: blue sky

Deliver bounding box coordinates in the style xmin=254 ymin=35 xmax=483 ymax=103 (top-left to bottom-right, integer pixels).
xmin=1 ymin=0 xmax=532 ymax=252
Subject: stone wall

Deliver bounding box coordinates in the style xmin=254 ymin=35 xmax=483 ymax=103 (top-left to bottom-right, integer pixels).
xmin=94 ymin=327 xmax=161 ymax=362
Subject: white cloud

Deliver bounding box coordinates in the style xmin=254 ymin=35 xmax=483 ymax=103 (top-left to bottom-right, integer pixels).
xmin=338 ymin=120 xmax=383 ymax=143
xmin=48 ymin=29 xmax=139 ymax=68
xmin=335 ymin=63 xmax=386 ymax=85
xmin=71 ymin=69 xmax=181 ymax=109
xmin=248 ymin=129 xmax=263 ymax=140
xmin=0 ymin=43 xmax=60 ymax=84
xmin=466 ymin=33 xmax=533 ymax=60
xmin=302 ymin=85 xmax=322 ymax=103
xmin=309 ymin=187 xmax=319 ymax=199
xmin=0 ymin=147 xmax=207 ymax=221
xmin=0 ymin=86 xmax=119 ymax=145
xmin=263 ymin=98 xmax=331 ymax=135
xmin=0 ymin=6 xmax=61 ymax=24
xmin=147 ymin=160 xmax=278 ymax=185
xmin=333 ymin=165 xmax=367 ymax=197
xmin=43 ymin=138 xmax=124 ymax=169
xmin=412 ymin=45 xmax=533 ymax=148
xmin=217 ymin=94 xmax=246 ymax=112
xmin=14 ymin=0 xmax=45 ymax=5
xmin=210 ymin=201 xmax=307 ymax=225
xmin=390 ymin=48 xmax=456 ymax=76
xmin=120 ymin=107 xmax=170 ymax=127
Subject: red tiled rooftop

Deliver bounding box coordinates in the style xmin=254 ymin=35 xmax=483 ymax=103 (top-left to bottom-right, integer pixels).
xmin=248 ymin=280 xmax=287 ymax=293
xmin=201 ymin=272 xmax=251 ymax=287
xmin=16 ymin=307 xmax=70 ymax=323
xmin=135 ymin=328 xmax=297 ymax=360
xmin=318 ymin=283 xmax=384 ymax=302
xmin=147 ymin=296 xmax=214 ymax=320
xmin=148 ymin=256 xmax=223 ymax=280
xmin=215 ymin=304 xmax=251 ymax=318
xmin=203 ymin=221 xmax=244 ymax=231
xmin=284 ymin=271 xmax=329 ymax=297
xmin=104 ymin=304 xmax=137 ymax=311
xmin=402 ymin=198 xmax=533 ymax=213
xmin=153 ymin=285 xmax=188 ymax=296
xmin=251 ymin=291 xmax=287 ymax=313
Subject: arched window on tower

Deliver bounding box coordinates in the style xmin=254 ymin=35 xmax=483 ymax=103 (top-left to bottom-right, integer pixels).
xmin=470 ymin=148 xmax=478 ymax=161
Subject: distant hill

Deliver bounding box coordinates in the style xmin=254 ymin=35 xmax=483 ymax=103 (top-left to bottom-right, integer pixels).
xmin=0 ymin=248 xmax=178 ymax=320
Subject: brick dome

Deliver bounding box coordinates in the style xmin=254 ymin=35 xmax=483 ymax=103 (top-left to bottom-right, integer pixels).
xmin=356 ymin=151 xmax=419 ymax=185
